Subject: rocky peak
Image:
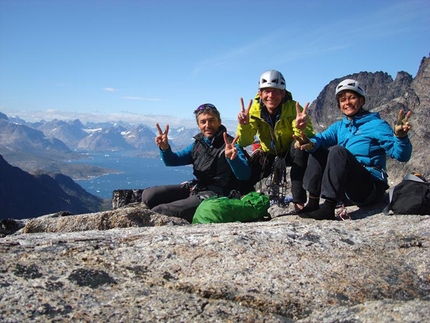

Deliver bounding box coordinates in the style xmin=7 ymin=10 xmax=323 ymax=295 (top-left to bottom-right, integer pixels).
xmin=1 ymin=209 xmax=428 ymax=322
xmin=411 ymin=56 xmax=430 ymax=116
xmin=0 ymin=111 xmax=8 ymax=121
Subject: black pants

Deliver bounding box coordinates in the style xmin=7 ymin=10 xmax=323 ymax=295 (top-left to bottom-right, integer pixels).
xmin=141 ymin=184 xmax=217 ymax=223
xmin=303 ymin=145 xmax=387 ymax=206
xmin=241 ymin=141 xmax=308 ymax=204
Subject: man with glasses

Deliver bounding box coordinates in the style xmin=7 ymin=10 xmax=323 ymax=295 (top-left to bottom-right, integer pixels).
xmin=236 ymin=70 xmax=314 ymax=212
xmin=141 ymin=103 xmax=251 ymax=223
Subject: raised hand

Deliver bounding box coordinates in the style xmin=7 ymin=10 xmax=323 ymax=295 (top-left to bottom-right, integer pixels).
xmin=238 ymin=97 xmax=252 ymax=125
xmin=224 ymin=132 xmax=239 ymax=160
xmin=295 ymin=101 xmax=309 ymax=129
xmin=293 ymin=131 xmax=315 ymax=151
xmin=155 ymin=123 xmax=169 ymax=150
xmin=394 ymin=109 xmax=412 ymax=138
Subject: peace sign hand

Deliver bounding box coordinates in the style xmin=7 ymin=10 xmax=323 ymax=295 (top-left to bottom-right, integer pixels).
xmin=155 ymin=123 xmax=170 ymax=150
xmin=224 ymin=132 xmax=239 ymax=160
xmin=295 ymin=101 xmax=309 ymax=129
xmin=394 ymin=109 xmax=412 ymax=138
xmin=238 ymin=97 xmax=252 ymax=125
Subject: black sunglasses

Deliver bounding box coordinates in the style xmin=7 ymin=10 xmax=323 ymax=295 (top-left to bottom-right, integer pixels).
xmin=196 ymin=103 xmax=217 ymax=111
xmin=194 ymin=103 xmax=221 ymax=120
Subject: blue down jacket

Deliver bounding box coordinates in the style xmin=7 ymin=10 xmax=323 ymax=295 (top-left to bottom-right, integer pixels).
xmin=309 ymin=110 xmax=412 ymax=183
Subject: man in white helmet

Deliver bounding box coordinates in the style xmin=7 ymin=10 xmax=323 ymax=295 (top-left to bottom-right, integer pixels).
xmin=294 ymin=79 xmax=413 ymax=220
xmin=236 ymin=69 xmax=315 ymax=211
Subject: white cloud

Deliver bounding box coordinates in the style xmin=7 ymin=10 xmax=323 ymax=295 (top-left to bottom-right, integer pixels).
xmin=103 ymin=87 xmax=118 ymax=92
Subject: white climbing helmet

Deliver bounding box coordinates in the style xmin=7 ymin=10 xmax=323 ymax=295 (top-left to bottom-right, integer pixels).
xmin=258 ymin=70 xmax=286 ymax=90
xmin=335 ymin=79 xmax=366 ymax=97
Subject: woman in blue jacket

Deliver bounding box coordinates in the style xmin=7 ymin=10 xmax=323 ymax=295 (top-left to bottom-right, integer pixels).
xmin=294 ymin=79 xmax=412 ymax=220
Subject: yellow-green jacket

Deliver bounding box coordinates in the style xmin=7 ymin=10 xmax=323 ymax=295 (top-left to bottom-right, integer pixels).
xmin=237 ymin=93 xmax=315 ymax=156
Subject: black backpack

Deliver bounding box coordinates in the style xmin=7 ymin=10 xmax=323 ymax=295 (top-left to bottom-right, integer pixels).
xmin=383 ymin=173 xmax=430 ymax=215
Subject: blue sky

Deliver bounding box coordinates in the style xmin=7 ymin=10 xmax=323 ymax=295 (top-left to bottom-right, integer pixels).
xmin=0 ymin=0 xmax=429 ymax=128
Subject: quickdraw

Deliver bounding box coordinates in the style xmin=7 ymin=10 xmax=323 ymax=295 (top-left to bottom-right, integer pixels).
xmin=335 ymin=204 xmax=351 ymax=221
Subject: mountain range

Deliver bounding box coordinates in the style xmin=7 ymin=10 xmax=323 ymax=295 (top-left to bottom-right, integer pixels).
xmin=0 ymin=113 xmax=198 ymax=178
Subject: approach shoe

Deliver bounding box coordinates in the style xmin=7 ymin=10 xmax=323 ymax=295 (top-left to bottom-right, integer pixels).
xmin=298 ymin=201 xmax=336 ymax=220
xmin=296 ymin=204 xmax=319 ymax=215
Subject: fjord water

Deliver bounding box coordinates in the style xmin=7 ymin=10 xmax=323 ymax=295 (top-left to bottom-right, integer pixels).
xmin=74 ymin=152 xmax=193 ymax=199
